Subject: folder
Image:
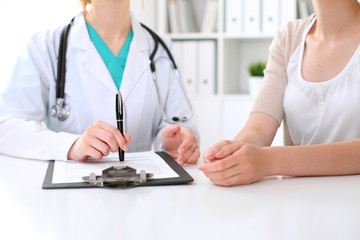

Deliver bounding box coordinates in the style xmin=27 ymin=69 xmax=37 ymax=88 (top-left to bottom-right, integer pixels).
xmin=201 ymin=0 xmax=218 ymax=33
xmin=225 ymin=0 xmax=243 ymax=33
xmin=243 ymin=0 xmax=260 ymax=34
xmin=262 ymin=0 xmax=280 ymax=34
xmin=174 ymin=41 xmax=198 ymax=98
xmin=168 ymin=0 xmax=181 ymax=33
xmin=42 ymin=152 xmax=194 ymax=189
xmin=177 ymin=0 xmax=198 ymax=33
xmin=198 ymin=40 xmax=216 ymax=96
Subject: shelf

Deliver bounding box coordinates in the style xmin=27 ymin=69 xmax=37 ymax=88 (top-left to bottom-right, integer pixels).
xmin=170 ymin=33 xmax=275 ymax=41
xmin=222 ymin=93 xmax=253 ymax=99
xmin=222 ymin=33 xmax=275 ymax=40
xmin=141 ymin=0 xmax=297 ymax=149
xmin=169 ymin=33 xmax=219 ymax=40
xmin=158 ymin=0 xmax=298 ymax=95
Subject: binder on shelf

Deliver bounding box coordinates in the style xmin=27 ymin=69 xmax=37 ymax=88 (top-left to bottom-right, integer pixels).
xmin=243 ymin=0 xmax=260 ymax=34
xmin=262 ymin=0 xmax=280 ymax=34
xmin=172 ymin=40 xmax=216 ymax=98
xmin=168 ymin=0 xmax=181 ymax=33
xmin=198 ymin=41 xmax=215 ymax=96
xmin=177 ymin=0 xmax=198 ymax=33
xmin=201 ymin=0 xmax=218 ymax=33
xmin=225 ymin=0 xmax=243 ymax=33
xmin=173 ymin=41 xmax=198 ymax=98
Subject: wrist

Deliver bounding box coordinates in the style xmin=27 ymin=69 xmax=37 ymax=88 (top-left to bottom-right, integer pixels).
xmin=262 ymin=146 xmax=278 ymax=176
xmin=160 ymin=143 xmax=167 ymax=153
xmin=67 ymin=138 xmax=80 ymax=160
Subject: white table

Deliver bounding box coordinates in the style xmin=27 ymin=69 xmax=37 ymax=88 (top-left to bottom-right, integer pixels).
xmin=1 ymin=153 xmax=360 ymax=240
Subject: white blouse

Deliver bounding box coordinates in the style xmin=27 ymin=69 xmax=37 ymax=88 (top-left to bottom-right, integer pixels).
xmin=283 ymin=17 xmax=360 ymax=145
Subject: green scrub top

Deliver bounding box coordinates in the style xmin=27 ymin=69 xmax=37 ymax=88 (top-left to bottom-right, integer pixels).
xmin=86 ymin=21 xmax=133 ymax=90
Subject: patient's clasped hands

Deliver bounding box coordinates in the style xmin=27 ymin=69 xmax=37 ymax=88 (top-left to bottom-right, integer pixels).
xmin=199 ymin=140 xmax=270 ymax=186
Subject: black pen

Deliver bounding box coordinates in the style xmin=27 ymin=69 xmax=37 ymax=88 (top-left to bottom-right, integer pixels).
xmin=116 ymin=92 xmax=124 ymax=162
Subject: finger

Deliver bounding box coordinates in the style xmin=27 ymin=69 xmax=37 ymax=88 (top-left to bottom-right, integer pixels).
xmin=176 ymin=130 xmax=199 ymax=163
xmin=89 ymin=126 xmax=119 ymax=152
xmin=94 ymin=121 xmax=128 ymax=151
xmin=198 ymin=157 xmax=238 ymax=174
xmin=162 ymin=125 xmax=181 ymax=138
xmin=178 ymin=129 xmax=197 ymax=150
xmin=215 ymin=142 xmax=245 ymax=159
xmin=113 ymin=134 xmax=132 ymax=152
xmin=176 ymin=144 xmax=194 ymax=164
xmin=203 ymin=162 xmax=242 ymax=181
xmin=124 ymin=134 xmax=132 ymax=143
xmin=203 ymin=140 xmax=234 ymax=161
xmin=210 ymin=167 xmax=258 ymax=186
xmin=77 ymin=143 xmax=104 ymax=161
xmin=177 ymin=139 xmax=198 ymax=164
xmin=86 ymin=136 xmax=111 ymax=156
xmin=177 ymin=131 xmax=196 ymax=155
xmin=86 ymin=147 xmax=104 ymax=161
xmin=182 ymin=146 xmax=200 ymax=164
xmin=210 ymin=173 xmax=246 ymax=187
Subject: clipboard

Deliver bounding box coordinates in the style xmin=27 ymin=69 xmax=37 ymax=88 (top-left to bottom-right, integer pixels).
xmin=42 ymin=151 xmax=194 ymax=189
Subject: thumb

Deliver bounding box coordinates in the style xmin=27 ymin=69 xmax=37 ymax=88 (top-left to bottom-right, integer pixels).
xmin=124 ymin=134 xmax=132 ymax=143
xmin=162 ymin=125 xmax=181 ymax=138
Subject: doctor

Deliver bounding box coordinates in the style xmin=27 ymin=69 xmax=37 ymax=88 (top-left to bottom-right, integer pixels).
xmin=0 ymin=0 xmax=200 ymax=164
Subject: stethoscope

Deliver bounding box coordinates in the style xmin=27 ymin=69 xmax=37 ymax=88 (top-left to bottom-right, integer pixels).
xmin=50 ymin=18 xmax=194 ymax=124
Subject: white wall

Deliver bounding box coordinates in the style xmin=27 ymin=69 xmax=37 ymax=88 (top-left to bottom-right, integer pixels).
xmin=0 ymin=0 xmax=160 ymax=95
xmin=0 ymin=0 xmax=80 ymax=94
xmin=130 ymin=0 xmax=158 ymax=30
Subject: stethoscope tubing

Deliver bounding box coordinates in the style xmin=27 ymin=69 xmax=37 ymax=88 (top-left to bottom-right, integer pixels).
xmin=52 ymin=18 xmax=194 ymax=124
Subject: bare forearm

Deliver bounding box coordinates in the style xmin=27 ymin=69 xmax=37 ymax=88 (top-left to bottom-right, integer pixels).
xmin=234 ymin=113 xmax=279 ymax=147
xmin=234 ymin=129 xmax=271 ymax=147
xmin=266 ymin=139 xmax=360 ymax=177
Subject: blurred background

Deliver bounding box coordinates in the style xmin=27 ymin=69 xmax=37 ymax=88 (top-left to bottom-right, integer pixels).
xmin=0 ymin=0 xmax=314 ymax=153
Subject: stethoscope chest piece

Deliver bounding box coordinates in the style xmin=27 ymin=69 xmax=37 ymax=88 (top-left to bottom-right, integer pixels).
xmin=52 ymin=18 xmax=193 ymax=123
xmin=50 ymin=98 xmax=70 ymax=121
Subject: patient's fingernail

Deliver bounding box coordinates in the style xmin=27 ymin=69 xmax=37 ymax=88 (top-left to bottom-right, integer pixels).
xmin=122 ymin=144 xmax=128 ymax=151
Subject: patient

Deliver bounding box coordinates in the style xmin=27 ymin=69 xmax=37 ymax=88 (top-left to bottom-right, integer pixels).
xmin=199 ymin=0 xmax=360 ymax=186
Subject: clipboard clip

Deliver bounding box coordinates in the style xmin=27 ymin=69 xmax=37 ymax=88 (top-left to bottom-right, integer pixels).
xmin=82 ymin=166 xmax=153 ymax=189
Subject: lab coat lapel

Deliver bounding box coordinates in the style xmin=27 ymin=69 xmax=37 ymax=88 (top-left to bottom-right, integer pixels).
xmin=120 ymin=14 xmax=150 ymax=101
xmin=69 ymin=13 xmax=119 ymax=94
xmin=83 ymin=43 xmax=118 ymax=93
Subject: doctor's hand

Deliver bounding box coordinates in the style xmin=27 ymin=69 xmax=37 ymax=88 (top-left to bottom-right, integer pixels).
xmin=161 ymin=125 xmax=200 ymax=165
xmin=199 ymin=140 xmax=269 ymax=186
xmin=67 ymin=120 xmax=132 ymax=162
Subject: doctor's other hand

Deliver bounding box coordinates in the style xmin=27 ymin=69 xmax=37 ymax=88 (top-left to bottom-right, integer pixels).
xmin=161 ymin=125 xmax=200 ymax=165
xmin=67 ymin=120 xmax=132 ymax=162
xmin=199 ymin=141 xmax=270 ymax=186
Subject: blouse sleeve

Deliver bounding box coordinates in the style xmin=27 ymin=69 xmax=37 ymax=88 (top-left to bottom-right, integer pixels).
xmin=251 ymin=16 xmax=312 ymax=125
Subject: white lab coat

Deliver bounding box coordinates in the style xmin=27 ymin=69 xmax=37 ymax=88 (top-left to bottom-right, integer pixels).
xmin=0 ymin=12 xmax=198 ymax=161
